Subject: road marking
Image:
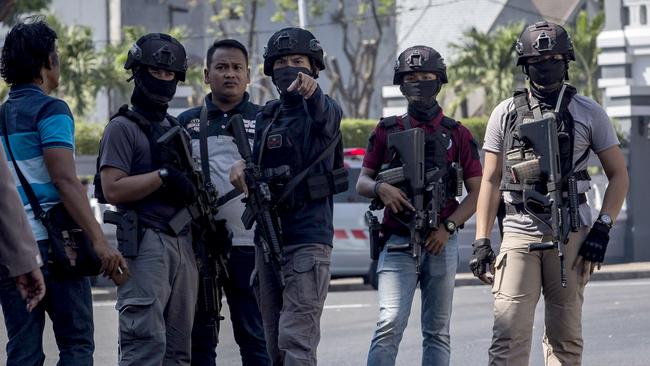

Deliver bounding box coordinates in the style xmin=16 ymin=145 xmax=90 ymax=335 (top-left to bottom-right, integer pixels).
xmin=587 ymin=280 xmax=650 ymax=287
xmin=324 ymin=304 xmax=372 ymax=310
xmin=94 ymin=300 xmax=117 ymax=308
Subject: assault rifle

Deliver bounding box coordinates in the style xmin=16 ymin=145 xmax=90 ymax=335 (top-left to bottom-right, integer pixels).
xmin=386 ymin=128 xmax=434 ymax=273
xmin=515 ymin=112 xmax=579 ymax=288
xmin=157 ymin=125 xmax=229 ymax=344
xmin=226 ymin=114 xmax=285 ymax=285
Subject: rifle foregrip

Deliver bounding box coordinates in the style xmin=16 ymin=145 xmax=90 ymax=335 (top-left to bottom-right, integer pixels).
xmin=528 ymin=242 xmax=555 ymax=251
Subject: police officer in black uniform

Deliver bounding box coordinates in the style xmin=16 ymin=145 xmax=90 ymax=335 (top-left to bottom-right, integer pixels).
xmin=97 ymin=33 xmax=199 ymax=366
xmin=230 ymin=27 xmax=344 ymax=366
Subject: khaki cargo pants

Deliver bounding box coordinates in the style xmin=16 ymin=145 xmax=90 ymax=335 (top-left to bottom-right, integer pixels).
xmin=489 ymin=227 xmax=590 ymax=366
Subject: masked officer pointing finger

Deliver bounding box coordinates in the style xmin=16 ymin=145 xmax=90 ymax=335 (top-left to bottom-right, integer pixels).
xmin=230 ymin=27 xmax=345 ymax=366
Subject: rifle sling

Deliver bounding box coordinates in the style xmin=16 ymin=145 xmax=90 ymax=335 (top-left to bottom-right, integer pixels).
xmin=199 ymin=103 xmax=211 ymax=183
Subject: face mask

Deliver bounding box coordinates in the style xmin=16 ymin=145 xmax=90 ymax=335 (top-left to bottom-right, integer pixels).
xmin=134 ymin=69 xmax=178 ymax=105
xmin=272 ymin=66 xmax=311 ymax=96
xmin=400 ymin=79 xmax=441 ymax=109
xmin=527 ymin=59 xmax=566 ymax=89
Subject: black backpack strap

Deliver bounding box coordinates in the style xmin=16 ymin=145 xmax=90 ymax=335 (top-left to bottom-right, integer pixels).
xmin=198 ymin=103 xmax=211 ymax=183
xmin=275 ymin=131 xmax=342 ymax=206
xmin=380 ymin=115 xmax=400 ymax=134
xmin=0 ymin=103 xmax=45 ymax=219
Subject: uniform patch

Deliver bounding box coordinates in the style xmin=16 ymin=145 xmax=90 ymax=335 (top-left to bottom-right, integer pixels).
xmin=186 ymin=118 xmax=201 ymax=133
xmin=267 ymin=134 xmax=283 ymax=149
xmin=243 ymin=118 xmax=256 ymax=136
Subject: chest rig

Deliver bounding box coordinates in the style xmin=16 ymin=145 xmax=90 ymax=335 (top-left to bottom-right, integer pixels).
xmin=380 ymin=114 xmax=463 ymax=201
xmin=500 ymin=85 xmax=590 ymax=211
xmin=256 ymin=100 xmax=347 ymax=210
xmin=93 ymin=104 xmax=185 ymax=205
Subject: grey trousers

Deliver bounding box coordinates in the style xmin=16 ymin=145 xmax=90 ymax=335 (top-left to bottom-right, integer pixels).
xmin=116 ymin=229 xmax=198 ymax=366
xmin=255 ymin=243 xmax=332 ymax=366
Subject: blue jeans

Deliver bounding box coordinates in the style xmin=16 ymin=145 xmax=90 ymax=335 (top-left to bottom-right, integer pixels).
xmin=0 ymin=240 xmax=94 ymax=366
xmin=191 ymin=246 xmax=270 ymax=366
xmin=367 ymin=233 xmax=458 ymax=366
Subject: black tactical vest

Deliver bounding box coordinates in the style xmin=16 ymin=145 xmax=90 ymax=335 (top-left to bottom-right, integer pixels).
xmin=93 ymin=105 xmax=189 ymax=231
xmin=256 ymin=100 xmax=347 ymax=209
xmin=500 ymin=86 xmax=590 ymax=194
xmin=380 ymin=114 xmax=462 ymax=202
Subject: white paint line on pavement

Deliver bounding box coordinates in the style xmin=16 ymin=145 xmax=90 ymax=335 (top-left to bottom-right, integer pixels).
xmin=94 ymin=300 xmax=117 ymax=307
xmin=587 ymin=280 xmax=650 ymax=287
xmin=324 ymin=304 xmax=372 ymax=310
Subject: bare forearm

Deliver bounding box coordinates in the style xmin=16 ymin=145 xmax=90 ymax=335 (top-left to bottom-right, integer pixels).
xmin=356 ymin=173 xmax=378 ymax=198
xmin=55 ymin=177 xmax=105 ymax=243
xmin=475 ymin=179 xmax=501 ymax=239
xmin=600 ymin=172 xmax=629 ymax=222
xmin=104 ymin=171 xmax=162 ymax=204
xmin=448 ymin=191 xmax=479 ymax=226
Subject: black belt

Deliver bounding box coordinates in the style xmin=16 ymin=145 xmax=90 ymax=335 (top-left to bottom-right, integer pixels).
xmin=505 ymin=193 xmax=587 ymax=215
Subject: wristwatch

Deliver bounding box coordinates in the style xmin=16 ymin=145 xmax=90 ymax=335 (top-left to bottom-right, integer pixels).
xmin=158 ymin=167 xmax=169 ymax=182
xmin=444 ymin=220 xmax=457 ymax=234
xmin=597 ymin=213 xmax=613 ymax=229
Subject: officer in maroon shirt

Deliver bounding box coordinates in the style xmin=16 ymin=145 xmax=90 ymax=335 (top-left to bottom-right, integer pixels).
xmin=357 ymin=46 xmax=482 ymax=366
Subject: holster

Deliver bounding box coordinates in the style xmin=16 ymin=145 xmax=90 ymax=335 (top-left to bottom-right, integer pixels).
xmin=366 ymin=211 xmax=384 ymax=260
xmin=103 ymin=209 xmax=139 ymax=258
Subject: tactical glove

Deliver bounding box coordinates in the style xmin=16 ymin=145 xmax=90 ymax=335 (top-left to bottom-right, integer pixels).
xmin=161 ymin=165 xmax=197 ymax=204
xmin=578 ymin=221 xmax=610 ymax=263
xmin=469 ymin=238 xmax=496 ymax=278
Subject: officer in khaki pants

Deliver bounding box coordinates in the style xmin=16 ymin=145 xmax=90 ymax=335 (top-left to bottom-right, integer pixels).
xmin=470 ymin=21 xmax=629 ymax=365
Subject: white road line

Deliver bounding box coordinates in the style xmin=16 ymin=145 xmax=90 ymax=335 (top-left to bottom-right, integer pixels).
xmin=324 ymin=304 xmax=372 ymax=310
xmin=587 ymin=280 xmax=650 ymax=287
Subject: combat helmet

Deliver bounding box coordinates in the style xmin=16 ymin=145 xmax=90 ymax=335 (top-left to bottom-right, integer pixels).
xmin=124 ymin=33 xmax=188 ymax=81
xmin=263 ymin=27 xmax=325 ymax=77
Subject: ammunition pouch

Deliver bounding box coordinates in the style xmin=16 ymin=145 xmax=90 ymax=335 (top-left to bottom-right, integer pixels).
xmin=103 ymin=209 xmax=139 ymax=258
xmin=306 ymin=166 xmax=349 ymax=200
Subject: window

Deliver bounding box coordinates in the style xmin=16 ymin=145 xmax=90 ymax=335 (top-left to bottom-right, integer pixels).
xmin=623 ymin=6 xmax=630 ymax=26
xmin=641 ymin=5 xmax=648 ymax=25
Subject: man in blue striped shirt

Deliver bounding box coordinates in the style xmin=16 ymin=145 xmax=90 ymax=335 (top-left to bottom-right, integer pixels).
xmin=0 ymin=18 xmax=127 ymax=365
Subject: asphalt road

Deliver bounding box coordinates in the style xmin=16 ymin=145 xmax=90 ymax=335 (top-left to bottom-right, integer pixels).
xmin=1 ymin=279 xmax=649 ymax=365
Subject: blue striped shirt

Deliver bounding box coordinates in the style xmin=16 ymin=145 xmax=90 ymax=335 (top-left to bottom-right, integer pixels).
xmin=1 ymin=84 xmax=75 ymax=240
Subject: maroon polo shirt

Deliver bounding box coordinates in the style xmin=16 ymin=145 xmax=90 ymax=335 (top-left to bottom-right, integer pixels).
xmin=362 ymin=110 xmax=483 ymax=235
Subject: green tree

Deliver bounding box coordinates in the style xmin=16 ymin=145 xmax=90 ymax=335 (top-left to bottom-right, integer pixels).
xmin=447 ymin=23 xmax=523 ymax=116
xmin=0 ymin=0 xmax=50 ymax=25
xmin=567 ymin=10 xmax=605 ymax=103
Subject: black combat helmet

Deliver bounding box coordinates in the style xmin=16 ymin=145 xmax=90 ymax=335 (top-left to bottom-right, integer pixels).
xmin=124 ymin=33 xmax=188 ymax=81
xmin=263 ymin=27 xmax=325 ymax=77
xmin=515 ymin=21 xmax=575 ymax=66
xmin=393 ymin=46 xmax=448 ymax=85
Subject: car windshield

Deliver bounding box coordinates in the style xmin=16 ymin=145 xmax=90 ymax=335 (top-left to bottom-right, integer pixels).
xmin=334 ymin=166 xmax=371 ymax=203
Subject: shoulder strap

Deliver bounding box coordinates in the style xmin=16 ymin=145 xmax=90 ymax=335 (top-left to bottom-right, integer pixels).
xmin=275 ymin=131 xmax=342 ymax=205
xmin=256 ymin=104 xmax=283 ymax=166
xmin=0 ymin=103 xmax=45 ymax=219
xmin=198 ymin=103 xmax=211 ymax=183
xmin=442 ymin=116 xmax=462 ymax=163
xmin=380 ymin=115 xmax=400 ymax=134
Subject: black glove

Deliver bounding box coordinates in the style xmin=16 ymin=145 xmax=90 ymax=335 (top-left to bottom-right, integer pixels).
xmin=469 ymin=238 xmax=496 ymax=278
xmin=578 ymin=221 xmax=610 ymax=263
xmin=161 ymin=166 xmax=197 ymax=204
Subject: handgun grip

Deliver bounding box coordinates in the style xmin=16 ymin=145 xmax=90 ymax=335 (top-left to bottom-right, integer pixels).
xmin=528 ymin=242 xmax=555 ymax=251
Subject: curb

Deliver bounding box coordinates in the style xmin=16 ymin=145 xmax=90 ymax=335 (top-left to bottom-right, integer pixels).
xmin=92 ymin=266 xmax=650 ymax=301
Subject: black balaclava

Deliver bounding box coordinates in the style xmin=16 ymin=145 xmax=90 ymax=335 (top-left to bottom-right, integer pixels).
xmin=131 ymin=69 xmax=178 ymax=121
xmin=272 ymin=66 xmax=311 ymax=105
xmin=401 ymin=79 xmax=442 ymax=121
xmin=526 ymin=59 xmax=567 ymax=109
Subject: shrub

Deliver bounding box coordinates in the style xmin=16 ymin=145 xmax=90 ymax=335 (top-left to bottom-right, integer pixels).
xmin=75 ymin=121 xmax=105 ymax=155
xmin=341 ymin=118 xmax=377 ymax=148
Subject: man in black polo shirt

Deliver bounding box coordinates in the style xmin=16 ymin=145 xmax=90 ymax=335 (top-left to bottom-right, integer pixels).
xmin=178 ymin=39 xmax=270 ymax=366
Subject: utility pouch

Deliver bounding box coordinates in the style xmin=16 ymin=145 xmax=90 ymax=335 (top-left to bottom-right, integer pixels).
xmin=451 ymin=162 xmax=464 ymax=197
xmin=306 ymin=167 xmax=349 ymax=200
xmin=103 ymin=210 xmax=139 ymax=258
xmin=365 ymin=211 xmax=383 ymax=260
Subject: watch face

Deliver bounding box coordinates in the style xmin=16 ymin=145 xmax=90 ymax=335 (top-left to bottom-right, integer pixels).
xmin=446 ymin=221 xmax=456 ymax=232
xmin=599 ymin=214 xmax=612 ymax=226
